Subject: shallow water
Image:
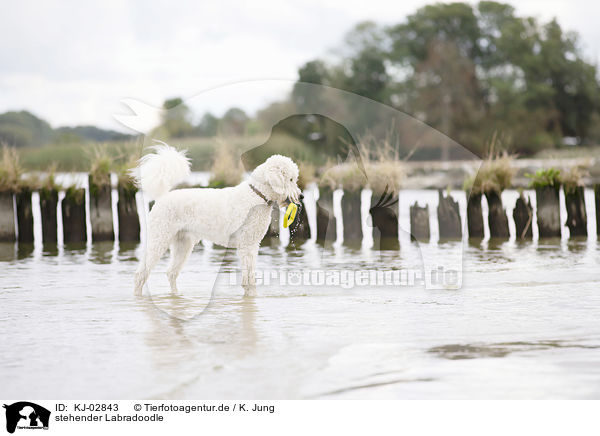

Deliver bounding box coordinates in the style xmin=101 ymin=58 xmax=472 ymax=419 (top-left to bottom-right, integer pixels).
xmin=1 ymin=188 xmax=600 ymax=399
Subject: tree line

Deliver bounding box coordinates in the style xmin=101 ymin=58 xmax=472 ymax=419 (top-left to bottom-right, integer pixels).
xmin=0 ymin=110 xmax=133 ymax=148
xmin=162 ymin=1 xmax=600 ymax=157
xmin=285 ymin=1 xmax=600 ymax=156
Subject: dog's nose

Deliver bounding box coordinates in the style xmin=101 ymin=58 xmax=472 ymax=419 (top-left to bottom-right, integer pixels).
xmin=299 ymin=193 xmax=304 ymax=201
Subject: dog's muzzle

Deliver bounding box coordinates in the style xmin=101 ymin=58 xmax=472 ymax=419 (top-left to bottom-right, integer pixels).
xmin=288 ymin=193 xmax=303 ymax=203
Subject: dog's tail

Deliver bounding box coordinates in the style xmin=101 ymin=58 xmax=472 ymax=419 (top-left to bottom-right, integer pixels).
xmin=131 ymin=141 xmax=191 ymax=200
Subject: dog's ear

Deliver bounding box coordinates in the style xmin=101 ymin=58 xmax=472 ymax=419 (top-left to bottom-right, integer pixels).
xmin=266 ymin=167 xmax=286 ymax=195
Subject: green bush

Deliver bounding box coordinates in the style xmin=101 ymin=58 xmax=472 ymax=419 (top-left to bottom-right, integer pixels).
xmin=526 ymin=168 xmax=562 ymax=189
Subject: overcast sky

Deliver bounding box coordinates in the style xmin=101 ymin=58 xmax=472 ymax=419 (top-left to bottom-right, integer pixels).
xmin=1 ymin=0 xmax=599 ymax=132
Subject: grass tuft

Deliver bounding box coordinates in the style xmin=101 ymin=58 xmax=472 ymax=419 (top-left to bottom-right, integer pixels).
xmin=0 ymin=145 xmax=23 ymax=192
xmin=526 ymin=168 xmax=562 ymax=189
xmin=318 ymin=132 xmax=405 ymax=193
xmin=88 ymin=145 xmax=112 ymax=188
xmin=366 ymin=161 xmax=404 ymax=194
xmin=465 ymin=151 xmax=515 ymax=195
xmin=115 ymin=145 xmax=141 ymax=190
xmin=208 ymin=140 xmax=243 ymax=188
xmin=560 ymin=165 xmax=588 ymax=194
xmin=297 ymin=161 xmax=316 ymax=191
xmin=319 ymin=162 xmax=366 ymax=192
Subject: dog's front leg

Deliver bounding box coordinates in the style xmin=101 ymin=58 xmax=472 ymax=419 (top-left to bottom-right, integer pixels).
xmin=238 ymin=246 xmax=258 ymax=297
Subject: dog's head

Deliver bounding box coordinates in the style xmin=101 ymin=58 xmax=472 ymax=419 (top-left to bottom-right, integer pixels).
xmin=251 ymin=155 xmax=301 ymax=207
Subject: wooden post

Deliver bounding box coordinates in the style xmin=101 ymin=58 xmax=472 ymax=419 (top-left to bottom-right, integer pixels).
xmin=288 ymin=201 xmax=311 ymax=248
xmin=410 ymin=202 xmax=430 ymax=241
xmin=535 ymin=186 xmax=561 ymax=238
xmin=62 ymin=188 xmax=87 ymax=243
xmin=0 ymin=240 xmax=15 ymax=260
xmin=316 ymin=187 xmax=336 ymax=245
xmin=117 ymin=183 xmax=140 ymax=242
xmin=485 ymin=191 xmax=509 ymax=239
xmin=341 ymin=190 xmax=362 ymax=247
xmin=466 ymin=192 xmax=484 ymax=239
xmin=0 ymin=191 xmax=15 ymax=242
xmin=564 ymin=186 xmax=587 ymax=237
xmin=595 ymin=184 xmax=600 ymax=237
xmin=370 ymin=189 xmax=399 ymax=250
xmin=39 ymin=188 xmax=59 ymax=243
xmin=16 ymin=189 xmax=34 ymax=243
xmin=437 ymin=190 xmax=461 ymax=240
xmin=513 ymin=193 xmax=533 ymax=239
xmin=88 ymin=174 xmax=114 ymax=241
xmin=17 ymin=241 xmax=34 ymax=259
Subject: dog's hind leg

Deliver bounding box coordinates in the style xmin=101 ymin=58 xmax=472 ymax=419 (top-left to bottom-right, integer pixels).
xmin=167 ymin=232 xmax=196 ymax=292
xmin=134 ymin=235 xmax=171 ymax=295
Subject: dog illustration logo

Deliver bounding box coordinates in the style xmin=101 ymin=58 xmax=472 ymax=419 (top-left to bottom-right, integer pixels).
xmin=3 ymin=402 xmax=50 ymax=434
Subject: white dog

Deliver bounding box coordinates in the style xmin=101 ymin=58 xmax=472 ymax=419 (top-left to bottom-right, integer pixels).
xmin=132 ymin=144 xmax=301 ymax=296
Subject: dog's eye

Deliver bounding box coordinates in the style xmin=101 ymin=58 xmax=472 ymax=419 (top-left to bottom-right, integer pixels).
xmin=290 ymin=178 xmax=293 ymax=181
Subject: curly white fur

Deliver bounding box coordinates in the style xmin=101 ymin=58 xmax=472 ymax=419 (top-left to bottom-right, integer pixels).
xmin=131 ymin=141 xmax=191 ymax=200
xmin=133 ymin=144 xmax=300 ymax=297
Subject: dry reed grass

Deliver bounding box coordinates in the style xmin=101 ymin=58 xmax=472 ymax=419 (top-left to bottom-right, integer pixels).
xmin=0 ymin=145 xmax=22 ymax=192
xmin=208 ymin=140 xmax=243 ymax=188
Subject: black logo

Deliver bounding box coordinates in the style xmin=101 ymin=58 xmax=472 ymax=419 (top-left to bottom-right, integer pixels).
xmin=3 ymin=402 xmax=50 ymax=434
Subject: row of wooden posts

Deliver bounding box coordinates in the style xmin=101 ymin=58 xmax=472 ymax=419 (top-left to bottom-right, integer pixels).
xmin=0 ymin=174 xmax=139 ymax=243
xmin=279 ymin=184 xmax=600 ymax=249
xmin=1 ymin=178 xmax=599 ymax=247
